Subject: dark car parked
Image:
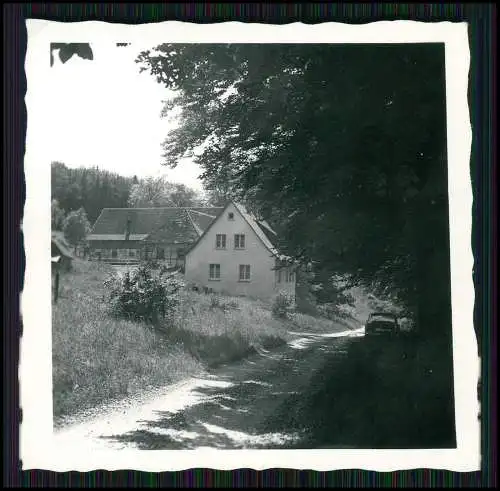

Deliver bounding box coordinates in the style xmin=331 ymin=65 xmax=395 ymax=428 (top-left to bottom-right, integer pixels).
xmin=364 ymin=312 xmax=400 ymax=337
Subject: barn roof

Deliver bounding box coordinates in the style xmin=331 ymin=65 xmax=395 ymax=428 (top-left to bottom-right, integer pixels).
xmin=186 ymin=209 xmax=219 ymax=236
xmin=87 ymin=207 xmax=223 ymax=242
xmin=146 ymin=210 xmax=200 ymax=244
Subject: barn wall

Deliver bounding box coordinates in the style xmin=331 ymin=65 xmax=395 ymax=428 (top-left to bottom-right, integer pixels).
xmin=88 ymin=239 xmax=190 ymax=266
xmin=88 ymin=240 xmax=143 ymax=261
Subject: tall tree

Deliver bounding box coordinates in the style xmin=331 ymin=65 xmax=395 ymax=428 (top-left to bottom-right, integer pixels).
xmin=128 ymin=176 xmax=170 ymax=207
xmin=128 ymin=176 xmax=202 ymax=208
xmin=51 ymin=199 xmax=66 ymax=231
xmin=62 ymin=208 xmax=91 ymax=253
xmin=51 ymin=162 xmax=136 ymax=223
xmin=137 ymin=43 xmax=451 ymax=339
xmin=169 ymin=182 xmax=202 ymax=207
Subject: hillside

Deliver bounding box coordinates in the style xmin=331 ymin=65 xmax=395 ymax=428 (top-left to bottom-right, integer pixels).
xmin=52 ymin=259 xmax=350 ymax=424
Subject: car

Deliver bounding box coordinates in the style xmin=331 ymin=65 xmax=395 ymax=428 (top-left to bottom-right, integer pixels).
xmin=364 ymin=312 xmax=400 ymax=337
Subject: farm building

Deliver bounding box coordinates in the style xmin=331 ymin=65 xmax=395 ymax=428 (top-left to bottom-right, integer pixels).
xmin=86 ymin=207 xmax=223 ymax=266
xmin=185 ymin=200 xmax=296 ymax=301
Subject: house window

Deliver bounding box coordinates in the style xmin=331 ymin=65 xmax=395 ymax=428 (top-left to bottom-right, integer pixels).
xmin=234 ymin=234 xmax=245 ymax=249
xmin=239 ymin=264 xmax=251 ymax=282
xmin=209 ymin=263 xmax=221 ymax=280
xmin=129 ymin=250 xmax=135 ymax=257
xmin=215 ymin=234 xmax=226 ymax=249
xmin=228 ymin=212 xmax=234 ymax=221
xmin=277 ymin=269 xmax=282 ymax=283
xmin=287 ymin=270 xmax=295 ymax=282
xmin=111 ymin=249 xmax=118 ymax=258
xmin=157 ymin=247 xmax=165 ymax=259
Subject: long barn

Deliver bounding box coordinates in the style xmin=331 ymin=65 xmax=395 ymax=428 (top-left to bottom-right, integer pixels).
xmin=86 ymin=207 xmax=223 ymax=266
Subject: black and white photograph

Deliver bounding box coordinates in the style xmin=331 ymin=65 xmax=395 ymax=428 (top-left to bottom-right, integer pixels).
xmin=21 ymin=20 xmax=479 ymax=471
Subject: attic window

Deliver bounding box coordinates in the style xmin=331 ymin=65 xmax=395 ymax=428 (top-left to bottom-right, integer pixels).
xmin=228 ymin=212 xmax=234 ymax=221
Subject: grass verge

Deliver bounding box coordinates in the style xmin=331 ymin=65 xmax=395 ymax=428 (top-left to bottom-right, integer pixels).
xmin=52 ymin=260 xmax=204 ymax=423
xmin=163 ymin=291 xmax=290 ymax=367
xmin=53 ymin=261 xmax=345 ymax=422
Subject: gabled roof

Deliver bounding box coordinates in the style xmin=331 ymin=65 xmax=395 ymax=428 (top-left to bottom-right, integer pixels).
xmin=185 ymin=200 xmax=287 ymax=259
xmin=87 ymin=207 xmax=223 ymax=242
xmin=187 ymin=209 xmax=219 ymax=236
xmin=232 ymin=202 xmax=280 ymax=257
xmin=147 ymin=209 xmax=200 ymax=244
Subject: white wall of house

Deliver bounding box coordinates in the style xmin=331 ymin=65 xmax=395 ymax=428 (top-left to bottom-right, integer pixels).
xmin=185 ymin=202 xmax=295 ymax=301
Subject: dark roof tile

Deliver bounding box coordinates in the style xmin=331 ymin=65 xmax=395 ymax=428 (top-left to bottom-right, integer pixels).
xmin=88 ymin=207 xmax=222 ymax=242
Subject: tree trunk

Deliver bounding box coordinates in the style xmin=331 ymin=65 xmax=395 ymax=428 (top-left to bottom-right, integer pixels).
xmin=415 ymin=235 xmax=452 ymax=340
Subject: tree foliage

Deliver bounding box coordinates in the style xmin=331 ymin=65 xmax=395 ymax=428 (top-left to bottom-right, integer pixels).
xmin=128 ymin=176 xmax=203 ymax=208
xmin=271 ymin=291 xmax=295 ymax=319
xmin=62 ymin=207 xmax=91 ymax=249
xmin=51 ymin=162 xmax=205 ymax=230
xmin=51 ymin=199 xmax=66 ymax=230
xmin=51 ymin=162 xmax=135 ymax=223
xmin=137 ymin=44 xmax=452 ymax=336
xmin=50 ymin=43 xmax=93 ymax=67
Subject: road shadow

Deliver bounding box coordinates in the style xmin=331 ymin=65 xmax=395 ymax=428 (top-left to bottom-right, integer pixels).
xmin=99 ymin=381 xmax=300 ymax=449
xmin=99 ymin=332 xmax=456 ymax=450
xmin=266 ymin=334 xmax=457 ymax=449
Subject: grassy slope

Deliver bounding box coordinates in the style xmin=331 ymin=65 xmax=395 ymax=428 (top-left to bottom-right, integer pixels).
xmin=53 ymin=260 xmax=347 ymax=422
xmin=52 ymin=260 xmax=204 ymax=423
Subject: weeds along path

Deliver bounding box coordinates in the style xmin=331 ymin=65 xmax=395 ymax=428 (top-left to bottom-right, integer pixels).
xmin=52 ymin=259 xmax=361 ymax=427
xmin=53 ymin=326 xmax=364 ymax=450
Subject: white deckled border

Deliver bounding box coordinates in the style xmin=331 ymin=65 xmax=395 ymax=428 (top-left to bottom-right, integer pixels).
xmin=21 ymin=19 xmax=478 ymax=472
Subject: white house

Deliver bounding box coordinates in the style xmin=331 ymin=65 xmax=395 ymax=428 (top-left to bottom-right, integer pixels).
xmin=185 ymin=201 xmax=296 ymax=301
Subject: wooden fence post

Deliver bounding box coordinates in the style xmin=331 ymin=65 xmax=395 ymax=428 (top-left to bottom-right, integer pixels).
xmin=53 ymin=269 xmax=60 ymax=304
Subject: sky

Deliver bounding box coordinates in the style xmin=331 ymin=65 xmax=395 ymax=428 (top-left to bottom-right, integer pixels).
xmin=48 ymin=42 xmax=204 ymax=191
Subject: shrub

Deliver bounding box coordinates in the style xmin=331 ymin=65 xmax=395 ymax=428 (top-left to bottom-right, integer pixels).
xmin=225 ymin=300 xmax=240 ymax=310
xmin=143 ymin=258 xmax=160 ymax=270
xmin=209 ymin=294 xmax=221 ymax=309
xmin=207 ymin=295 xmax=240 ymax=313
xmin=272 ymin=291 xmax=294 ymax=319
xmin=104 ymin=265 xmax=184 ymax=324
xmin=317 ymin=301 xmax=356 ymax=320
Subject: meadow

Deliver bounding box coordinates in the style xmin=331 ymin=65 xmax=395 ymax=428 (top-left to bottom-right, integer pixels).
xmin=52 ymin=259 xmax=347 ymax=422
